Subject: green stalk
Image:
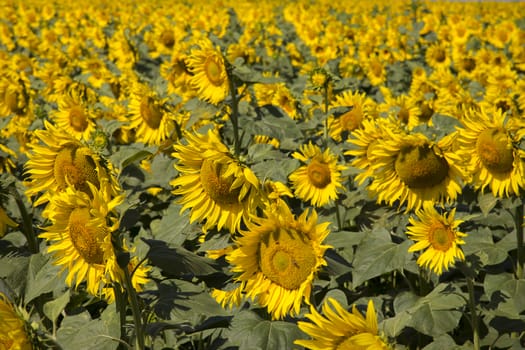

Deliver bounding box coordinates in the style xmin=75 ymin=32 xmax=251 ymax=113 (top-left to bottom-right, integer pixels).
xmin=10 ymin=185 xmax=38 ymax=254
xmin=122 ymin=265 xmax=145 ymax=350
xmin=515 ymin=203 xmax=524 ymax=279
xmin=114 ymin=283 xmax=130 ymax=350
xmin=335 ymin=201 xmax=342 ymax=231
xmin=466 ymin=276 xmax=480 ymax=350
xmin=322 ymin=80 xmax=329 ymax=147
xmin=226 ymin=61 xmax=240 ymax=157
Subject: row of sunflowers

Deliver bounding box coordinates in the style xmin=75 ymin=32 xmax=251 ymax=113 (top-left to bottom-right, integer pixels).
xmin=1 ymin=0 xmax=525 ymax=348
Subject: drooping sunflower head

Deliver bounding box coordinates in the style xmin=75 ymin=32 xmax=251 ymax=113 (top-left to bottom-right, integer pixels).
xmin=24 ymin=121 xmax=111 ymax=206
xmin=216 ymin=204 xmax=331 ymax=319
xmin=289 ymin=142 xmax=347 ymax=207
xmin=170 ymin=129 xmax=262 ymax=234
xmin=186 ymin=39 xmax=229 ymax=105
xmin=345 ymin=117 xmax=402 ymax=187
xmin=295 ymin=298 xmax=391 ymax=350
xmin=457 ymin=105 xmax=525 ymax=197
xmin=327 ymin=90 xmax=376 ymax=142
xmin=407 ymin=203 xmax=466 ymax=276
xmin=0 ymin=293 xmax=33 ymax=350
xmin=40 ymin=179 xmax=123 ymax=298
xmin=127 ymin=82 xmax=175 ymax=146
xmin=368 ymin=131 xmax=465 ymax=212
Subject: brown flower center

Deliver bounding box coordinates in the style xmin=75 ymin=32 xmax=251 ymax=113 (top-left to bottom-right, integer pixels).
xmin=259 ymin=227 xmax=316 ymax=290
xmin=140 ymin=96 xmax=163 ymax=129
xmin=200 ymin=159 xmax=240 ymax=205
xmin=160 ymin=29 xmax=175 ymax=48
xmin=4 ymin=88 xmax=26 ymax=115
xmin=340 ymin=106 xmax=363 ymax=131
xmin=395 ymin=142 xmax=449 ymax=188
xmin=204 ymin=56 xmax=225 ymax=86
xmin=69 ymin=105 xmax=88 ymax=132
xmin=68 ymin=208 xmax=105 ymax=264
xmin=429 ymin=222 xmax=454 ymax=252
xmin=54 ymin=145 xmax=100 ymax=194
xmin=307 ymin=159 xmax=332 ymax=188
xmin=476 ymin=128 xmax=514 ymax=174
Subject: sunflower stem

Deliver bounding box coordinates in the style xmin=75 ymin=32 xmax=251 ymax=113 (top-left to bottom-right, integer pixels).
xmin=466 ymin=276 xmax=480 ymax=350
xmin=123 ymin=261 xmax=145 ymax=350
xmin=335 ymin=201 xmax=342 ymax=231
xmin=225 ymin=60 xmax=241 ymax=157
xmin=9 ymin=184 xmax=38 ymax=254
xmin=114 ymin=283 xmax=130 ymax=350
xmin=515 ymin=202 xmax=524 ymax=279
xmin=322 ymin=80 xmax=329 ymax=147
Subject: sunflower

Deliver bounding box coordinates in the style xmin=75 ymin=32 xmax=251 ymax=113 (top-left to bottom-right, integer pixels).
xmin=186 ymin=39 xmax=229 ymax=105
xmin=212 ymin=204 xmax=331 ymax=320
xmin=345 ymin=117 xmax=401 ymax=187
xmin=295 ymin=298 xmax=391 ymax=350
xmin=368 ymin=130 xmax=465 ymax=212
xmin=289 ymin=142 xmax=346 ymax=207
xmin=127 ymin=82 xmax=176 ymax=146
xmin=406 ymin=203 xmax=466 ymax=276
xmin=52 ymin=91 xmax=96 ymax=141
xmin=24 ymin=120 xmax=112 ymax=206
xmin=456 ymin=105 xmax=525 ymax=197
xmin=0 ymin=293 xmax=33 ymax=350
xmin=170 ymin=129 xmax=262 ymax=234
xmin=40 ymin=179 xmax=123 ymax=299
xmin=327 ymin=90 xmax=376 ymax=142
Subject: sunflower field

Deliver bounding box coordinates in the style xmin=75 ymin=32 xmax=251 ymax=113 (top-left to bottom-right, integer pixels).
xmin=1 ymin=0 xmax=525 ymax=349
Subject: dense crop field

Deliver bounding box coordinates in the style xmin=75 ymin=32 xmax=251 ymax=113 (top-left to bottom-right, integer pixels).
xmin=1 ymin=0 xmax=525 ymax=349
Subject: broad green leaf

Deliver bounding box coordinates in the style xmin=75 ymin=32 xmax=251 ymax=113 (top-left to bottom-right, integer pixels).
xmin=56 ymin=310 xmax=118 ymax=350
xmin=0 ymin=255 xmax=29 ymax=295
xmin=421 ymin=334 xmax=457 ymax=349
xmin=226 ymin=310 xmax=305 ymax=350
xmin=44 ymin=290 xmax=70 ymax=324
xmin=148 ymin=203 xmax=199 ymax=246
xmin=109 ymin=146 xmax=155 ymax=171
xmin=463 ymin=227 xmax=512 ymax=266
xmin=399 ymin=283 xmax=465 ymax=337
xmin=252 ymin=158 xmax=299 ymax=184
xmin=25 ymin=252 xmax=62 ymax=303
xmin=484 ymin=273 xmax=525 ymax=318
xmin=352 ymin=235 xmax=412 ymax=287
xmin=477 ymin=192 xmax=498 ymax=217
xmin=144 ymin=239 xmax=219 ymax=277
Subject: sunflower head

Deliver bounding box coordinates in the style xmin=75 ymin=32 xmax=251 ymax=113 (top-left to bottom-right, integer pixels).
xmin=289 ymin=143 xmax=346 ymax=207
xmin=0 ymin=293 xmax=34 ymax=350
xmin=457 ymin=105 xmax=525 ymax=197
xmin=295 ymin=298 xmax=392 ymax=350
xmin=214 ymin=204 xmax=331 ymax=319
xmin=186 ymin=39 xmax=229 ymax=105
xmin=407 ymin=203 xmax=466 ymax=276
xmin=394 ymin=141 xmax=449 ymax=189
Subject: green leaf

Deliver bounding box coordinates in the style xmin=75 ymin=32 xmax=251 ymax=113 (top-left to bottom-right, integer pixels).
xmin=56 ymin=310 xmax=118 ymax=350
xmin=352 ymin=232 xmax=412 ymax=287
xmin=149 ymin=203 xmax=199 ymax=246
xmin=143 ymin=239 xmax=219 ymax=277
xmin=252 ymin=158 xmax=299 ymax=184
xmin=25 ymin=252 xmax=62 ymax=303
xmin=484 ymin=273 xmax=525 ymax=318
xmin=110 ymin=146 xmax=154 ymax=171
xmin=477 ymin=192 xmax=498 ymax=217
xmin=421 ymin=334 xmax=458 ymax=349
xmin=463 ymin=227 xmax=512 ymax=266
xmin=44 ymin=290 xmax=70 ymax=324
xmin=395 ymin=283 xmax=465 ymax=337
xmin=0 ymin=255 xmax=29 ymax=295
xmin=226 ymin=310 xmax=305 ymax=350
